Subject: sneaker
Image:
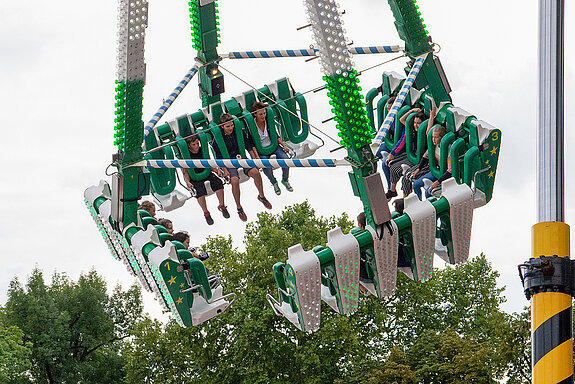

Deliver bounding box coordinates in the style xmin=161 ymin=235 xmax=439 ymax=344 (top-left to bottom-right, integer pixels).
xmin=198 ymin=251 xmax=211 ymax=261
xmin=218 ymin=204 xmax=230 ymax=218
xmin=204 ymin=212 xmax=214 ymax=225
xmin=385 ymin=189 xmax=398 ymax=200
xmin=281 ymin=180 xmax=293 ymax=192
xmin=257 ymin=195 xmax=272 ymax=209
xmin=273 ymin=182 xmax=281 ymax=195
xmin=238 ymin=207 xmax=247 ymax=222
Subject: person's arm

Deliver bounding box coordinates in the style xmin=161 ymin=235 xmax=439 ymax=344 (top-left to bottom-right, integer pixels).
xmin=412 ymin=151 xmax=429 ymax=178
xmin=181 ymin=168 xmax=194 ymax=189
xmin=212 ymin=139 xmax=223 ymax=159
xmin=277 ymin=136 xmax=289 ymax=152
xmin=426 ymin=106 xmax=437 ymax=134
xmin=399 ymin=107 xmax=422 ymax=125
xmin=430 ymin=150 xmax=451 ymax=189
xmin=389 ymin=129 xmax=406 ymax=157
xmin=243 ymin=131 xmax=255 ymax=158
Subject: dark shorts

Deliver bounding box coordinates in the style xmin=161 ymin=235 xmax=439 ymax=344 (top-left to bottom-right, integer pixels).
xmin=191 ymin=172 xmax=224 ymax=198
xmin=226 ymin=167 xmax=255 ymax=179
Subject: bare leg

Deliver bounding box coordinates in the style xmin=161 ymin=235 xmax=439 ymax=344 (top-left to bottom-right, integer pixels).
xmin=196 ymin=196 xmax=209 ymax=213
xmin=215 ymin=188 xmax=225 ymax=206
xmin=249 ymin=168 xmax=265 ymax=197
xmin=230 ymin=177 xmax=242 ymax=208
xmin=390 ymin=182 xmax=397 ymax=192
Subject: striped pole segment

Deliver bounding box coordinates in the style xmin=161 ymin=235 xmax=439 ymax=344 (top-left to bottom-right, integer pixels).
xmin=349 ymin=46 xmax=402 ymax=54
xmin=373 ymin=55 xmax=426 ymax=146
xmin=143 ymin=158 xmax=345 ymax=169
xmin=227 ymin=46 xmax=402 ymax=59
xmin=532 ymin=1 xmax=571 ymax=382
xmin=531 ymin=222 xmax=572 ymax=383
xmin=532 ymin=292 xmax=573 ymax=383
xmin=143 ymin=65 xmax=199 ymax=138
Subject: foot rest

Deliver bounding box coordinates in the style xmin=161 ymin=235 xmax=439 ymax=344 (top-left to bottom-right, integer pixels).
xmin=441 ymin=178 xmax=474 ymax=264
xmin=292 ymin=140 xmax=320 ymax=159
xmin=153 ymin=189 xmax=190 ymax=212
xmin=404 ymin=194 xmax=436 ymax=282
xmin=274 ymin=244 xmax=321 ymax=333
xmin=367 ymin=221 xmax=399 ymax=297
xmin=324 ymin=227 xmax=361 ymax=315
xmin=190 ymin=286 xmax=236 ymax=326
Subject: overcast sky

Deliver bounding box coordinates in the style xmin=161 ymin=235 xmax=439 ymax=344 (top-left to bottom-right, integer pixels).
xmin=1 ymin=0 xmax=574 ymax=322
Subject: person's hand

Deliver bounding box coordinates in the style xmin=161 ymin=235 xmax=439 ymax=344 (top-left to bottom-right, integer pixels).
xmin=412 ymin=108 xmax=422 ymax=113
xmin=386 ymin=154 xmax=395 ymax=165
xmin=282 ymin=144 xmax=290 ymax=153
xmin=410 ymin=169 xmax=419 ymax=179
xmin=216 ymin=168 xmax=224 ymax=177
xmin=221 ymin=168 xmax=230 ymax=178
xmin=430 ymin=180 xmax=439 ymax=190
xmin=186 ymin=181 xmax=194 ymax=189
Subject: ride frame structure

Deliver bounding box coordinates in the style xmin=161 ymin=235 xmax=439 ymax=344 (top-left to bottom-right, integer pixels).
xmin=87 ymin=0 xmax=508 ymax=367
xmin=518 ymin=0 xmax=575 ymax=383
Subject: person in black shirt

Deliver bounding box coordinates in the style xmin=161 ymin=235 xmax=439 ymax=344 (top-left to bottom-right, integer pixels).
xmin=214 ymin=113 xmax=272 ymax=222
xmin=183 ymin=134 xmax=229 ymax=225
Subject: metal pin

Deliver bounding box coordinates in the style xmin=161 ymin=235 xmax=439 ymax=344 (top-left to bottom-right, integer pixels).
xmin=297 ymin=23 xmax=312 ymax=31
xmin=322 ymin=116 xmax=335 ymax=124
xmin=305 ymin=56 xmax=320 ymax=63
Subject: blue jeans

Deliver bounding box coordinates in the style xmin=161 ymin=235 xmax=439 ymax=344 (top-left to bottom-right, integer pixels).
xmin=260 ymin=146 xmax=289 ymax=185
xmin=375 ymin=144 xmax=391 ymax=189
xmin=412 ymin=171 xmax=436 ymax=199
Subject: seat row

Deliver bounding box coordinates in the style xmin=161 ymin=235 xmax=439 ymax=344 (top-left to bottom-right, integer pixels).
xmin=366 ymin=71 xmax=501 ymax=205
xmin=143 ymin=77 xmax=320 ymax=211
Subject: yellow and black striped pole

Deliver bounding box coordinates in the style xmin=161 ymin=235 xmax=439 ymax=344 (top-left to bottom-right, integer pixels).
xmin=528 ymin=0 xmax=572 ymax=382
xmin=531 ymin=222 xmax=572 ymax=383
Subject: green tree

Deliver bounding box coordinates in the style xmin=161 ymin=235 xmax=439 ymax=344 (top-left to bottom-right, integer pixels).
xmin=4 ymin=268 xmax=143 ymax=384
xmin=0 ymin=320 xmax=32 ymax=384
xmin=123 ymin=202 xmax=520 ymax=384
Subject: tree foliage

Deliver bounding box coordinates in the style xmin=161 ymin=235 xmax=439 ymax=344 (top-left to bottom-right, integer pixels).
xmin=0 ymin=320 xmax=32 ymax=384
xmin=0 ymin=202 xmax=535 ymax=383
xmin=121 ymin=201 xmax=528 ymax=383
xmin=3 ymin=268 xmax=143 ymax=384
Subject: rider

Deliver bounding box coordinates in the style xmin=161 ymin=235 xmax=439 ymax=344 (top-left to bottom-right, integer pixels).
xmin=213 ymin=113 xmax=272 ymax=222
xmin=182 ymin=134 xmax=229 ymax=225
xmin=251 ymin=101 xmax=293 ymax=195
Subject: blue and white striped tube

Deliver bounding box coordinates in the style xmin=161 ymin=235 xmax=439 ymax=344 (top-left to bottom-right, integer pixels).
xmin=142 ymin=158 xmax=348 ymax=169
xmin=143 ymin=64 xmax=199 ymax=138
xmin=228 ymin=49 xmax=317 ymax=58
xmin=373 ymin=55 xmax=426 ymax=146
xmin=227 ymin=46 xmax=402 ymax=59
xmin=349 ymin=46 xmax=401 ymax=54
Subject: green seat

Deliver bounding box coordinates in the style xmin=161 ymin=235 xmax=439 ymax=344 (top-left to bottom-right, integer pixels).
xmin=144 ymin=128 xmax=177 ymax=196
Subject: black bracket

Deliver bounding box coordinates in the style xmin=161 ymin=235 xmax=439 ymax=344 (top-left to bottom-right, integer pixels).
xmin=518 ymin=256 xmax=575 ymax=300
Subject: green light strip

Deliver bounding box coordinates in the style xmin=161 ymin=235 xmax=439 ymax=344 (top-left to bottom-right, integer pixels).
xmin=86 ymin=200 xmax=120 ymax=261
xmin=188 ymin=0 xmax=220 ymax=52
xmin=323 ymin=70 xmax=372 ymax=149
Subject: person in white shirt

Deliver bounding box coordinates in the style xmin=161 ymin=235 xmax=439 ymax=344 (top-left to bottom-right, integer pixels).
xmin=251 ymin=101 xmax=293 ymax=195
